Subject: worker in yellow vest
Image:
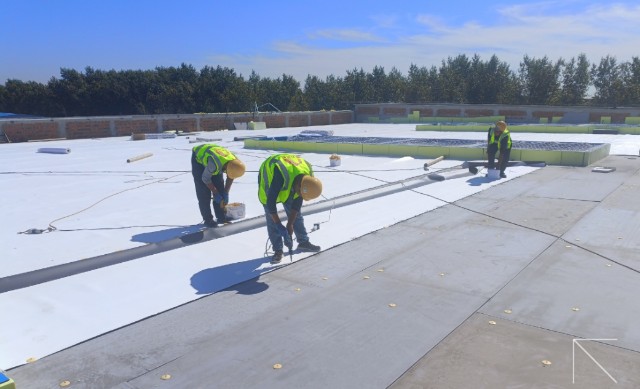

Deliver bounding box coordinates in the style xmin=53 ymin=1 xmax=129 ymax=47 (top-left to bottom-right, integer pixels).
xmin=258 ymin=153 xmax=323 ymax=264
xmin=487 ymin=120 xmax=512 ymax=178
xmin=192 ymin=144 xmax=246 ymax=227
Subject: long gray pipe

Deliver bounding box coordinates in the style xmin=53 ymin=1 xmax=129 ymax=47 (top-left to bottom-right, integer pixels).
xmin=0 ymin=169 xmax=463 ymax=293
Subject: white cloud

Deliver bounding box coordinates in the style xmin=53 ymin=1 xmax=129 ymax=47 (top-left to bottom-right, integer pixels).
xmin=208 ymin=3 xmax=640 ymax=84
xmin=310 ymin=29 xmax=386 ymax=43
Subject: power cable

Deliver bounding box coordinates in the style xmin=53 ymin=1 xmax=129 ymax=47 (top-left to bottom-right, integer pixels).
xmin=18 ymin=172 xmax=188 ymax=235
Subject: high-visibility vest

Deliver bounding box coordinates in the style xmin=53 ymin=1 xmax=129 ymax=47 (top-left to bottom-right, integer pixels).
xmin=498 ymin=129 xmax=512 ymax=150
xmin=192 ymin=144 xmax=236 ymax=175
xmin=488 ymin=128 xmax=499 ymax=145
xmin=258 ymin=154 xmax=313 ymax=205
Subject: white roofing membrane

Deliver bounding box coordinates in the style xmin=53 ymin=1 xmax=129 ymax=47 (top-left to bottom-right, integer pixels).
xmin=1 ymin=123 xmax=639 ymax=370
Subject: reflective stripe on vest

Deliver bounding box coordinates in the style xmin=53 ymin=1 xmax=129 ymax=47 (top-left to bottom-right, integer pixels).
xmin=192 ymin=144 xmax=236 ymax=175
xmin=258 ymin=154 xmax=313 ymax=205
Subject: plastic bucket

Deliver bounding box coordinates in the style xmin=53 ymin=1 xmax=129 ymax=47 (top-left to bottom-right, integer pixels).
xmin=487 ymin=169 xmax=500 ymax=179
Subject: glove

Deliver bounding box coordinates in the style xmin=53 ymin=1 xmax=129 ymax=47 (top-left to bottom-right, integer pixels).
xmin=276 ymin=224 xmax=293 ymax=249
xmin=222 ymin=191 xmax=229 ymax=205
xmin=213 ymin=193 xmax=223 ymax=204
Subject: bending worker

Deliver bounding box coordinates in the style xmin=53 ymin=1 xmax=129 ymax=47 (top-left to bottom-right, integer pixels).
xmin=191 ymin=143 xmax=246 ymax=227
xmin=487 ymin=120 xmax=512 ymax=178
xmin=258 ymin=153 xmax=323 ymax=264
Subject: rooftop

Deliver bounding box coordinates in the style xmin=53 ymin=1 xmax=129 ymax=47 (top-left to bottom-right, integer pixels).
xmin=3 ymin=124 xmax=640 ymax=388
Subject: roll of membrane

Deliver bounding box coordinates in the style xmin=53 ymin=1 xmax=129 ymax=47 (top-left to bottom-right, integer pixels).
xmin=37 ymin=147 xmax=70 ymax=154
xmin=127 ymin=152 xmax=153 ymax=163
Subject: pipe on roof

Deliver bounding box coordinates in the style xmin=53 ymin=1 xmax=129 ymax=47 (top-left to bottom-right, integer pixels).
xmin=0 ymin=169 xmax=454 ymax=293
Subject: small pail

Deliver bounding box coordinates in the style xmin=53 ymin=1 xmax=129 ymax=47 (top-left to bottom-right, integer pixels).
xmin=487 ymin=169 xmax=500 ymax=179
xmin=225 ymin=202 xmax=246 ymax=220
xmin=329 ymin=154 xmax=341 ymax=167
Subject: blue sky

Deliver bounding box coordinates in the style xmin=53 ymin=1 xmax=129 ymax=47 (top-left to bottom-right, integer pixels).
xmin=2 ymin=0 xmax=639 ymax=85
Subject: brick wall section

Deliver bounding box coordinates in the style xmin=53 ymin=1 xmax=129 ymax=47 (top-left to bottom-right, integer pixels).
xmin=4 ymin=121 xmax=58 ymax=142
xmin=611 ymin=113 xmax=629 ymax=124
xmin=232 ymin=115 xmax=254 ymax=129
xmin=532 ymin=111 xmax=566 ymax=120
xmin=164 ymin=118 xmax=197 ymax=132
xmin=383 ymin=107 xmax=407 ymax=116
xmin=115 ymin=119 xmax=157 ymax=136
xmin=437 ymin=108 xmax=462 ymax=116
xmin=588 ymin=112 xmax=629 ymax=123
xmin=287 ymin=114 xmax=309 ymax=127
xmin=310 ymin=112 xmax=330 ymax=126
xmin=499 ymin=109 xmax=528 ymax=121
xmin=66 ymin=120 xmax=111 ymax=139
xmin=331 ymin=111 xmax=353 ymax=124
xmin=466 ymin=109 xmax=494 ymax=117
xmin=200 ymin=116 xmax=229 ymax=131
xmin=263 ymin=115 xmax=286 ymax=128
xmin=356 ymin=106 xmax=380 ymax=115
xmin=416 ymin=108 xmax=434 ymax=117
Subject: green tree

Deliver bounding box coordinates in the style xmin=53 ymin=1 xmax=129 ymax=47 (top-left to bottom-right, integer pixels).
xmin=591 ymin=55 xmax=623 ymax=107
xmin=406 ymin=64 xmax=432 ymax=103
xmin=386 ymin=67 xmax=406 ymax=103
xmin=438 ymin=55 xmax=471 ymax=103
xmin=560 ymin=54 xmax=590 ymax=105
xmin=518 ymin=55 xmax=562 ymax=104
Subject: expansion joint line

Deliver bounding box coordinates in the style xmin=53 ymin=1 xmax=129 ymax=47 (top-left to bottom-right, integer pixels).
xmin=411 ymin=189 xmax=640 ymax=275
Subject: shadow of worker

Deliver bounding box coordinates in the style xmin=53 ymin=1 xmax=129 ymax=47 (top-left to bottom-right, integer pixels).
xmin=190 ymin=256 xmax=270 ymax=296
xmin=131 ymin=224 xmax=205 ymax=244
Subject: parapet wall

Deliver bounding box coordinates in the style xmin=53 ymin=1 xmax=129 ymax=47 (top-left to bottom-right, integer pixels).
xmin=355 ymin=103 xmax=640 ymax=125
xmin=5 ymin=103 xmax=640 ymax=143
xmin=0 ymin=111 xmax=353 ymax=143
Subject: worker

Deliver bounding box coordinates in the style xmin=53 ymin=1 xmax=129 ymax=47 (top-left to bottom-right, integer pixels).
xmin=487 ymin=120 xmax=512 ymax=178
xmin=258 ymin=153 xmax=323 ymax=264
xmin=191 ymin=144 xmax=246 ymax=227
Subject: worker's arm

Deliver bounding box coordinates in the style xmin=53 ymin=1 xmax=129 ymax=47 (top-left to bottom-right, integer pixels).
xmin=202 ymin=160 xmax=220 ymax=194
xmin=224 ymin=177 xmax=234 ymax=193
xmin=267 ymin=168 xmax=284 ymax=225
xmin=285 ymin=196 xmax=303 ymax=235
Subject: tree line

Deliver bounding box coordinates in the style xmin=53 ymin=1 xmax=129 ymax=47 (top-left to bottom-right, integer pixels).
xmin=1 ymin=53 xmax=639 ymax=117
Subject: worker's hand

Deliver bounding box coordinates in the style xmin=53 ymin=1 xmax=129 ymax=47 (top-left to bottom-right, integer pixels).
xmin=222 ymin=191 xmax=229 ymax=205
xmin=213 ymin=193 xmax=223 ymax=204
xmin=276 ymin=224 xmax=293 ymax=248
xmin=285 ymin=222 xmax=294 ymax=237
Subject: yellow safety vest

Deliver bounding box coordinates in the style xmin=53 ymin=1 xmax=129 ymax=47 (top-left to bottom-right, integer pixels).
xmin=258 ymin=154 xmax=313 ymax=205
xmin=488 ymin=128 xmax=498 ymax=145
xmin=498 ymin=129 xmax=512 ymax=150
xmin=193 ymin=144 xmax=237 ymax=175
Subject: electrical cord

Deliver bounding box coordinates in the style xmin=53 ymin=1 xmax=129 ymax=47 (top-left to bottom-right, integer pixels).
xmin=18 ymin=172 xmax=188 ymax=235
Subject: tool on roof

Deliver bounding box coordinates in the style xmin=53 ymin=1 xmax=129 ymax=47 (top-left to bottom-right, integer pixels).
xmin=126 ymin=152 xmax=153 ymax=163
xmin=423 ymin=155 xmax=445 ymax=171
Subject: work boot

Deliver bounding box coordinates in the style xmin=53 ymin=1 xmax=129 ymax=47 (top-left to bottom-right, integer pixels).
xmin=500 ymin=172 xmax=507 ymax=178
xmin=204 ymin=219 xmax=218 ymax=228
xmin=297 ymin=241 xmax=321 ymax=252
xmin=270 ymin=250 xmax=283 ymax=264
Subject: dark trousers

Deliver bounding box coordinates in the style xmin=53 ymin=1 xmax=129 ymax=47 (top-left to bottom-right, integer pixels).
xmin=191 ymin=153 xmax=226 ymax=223
xmin=487 ymin=144 xmax=511 ymax=173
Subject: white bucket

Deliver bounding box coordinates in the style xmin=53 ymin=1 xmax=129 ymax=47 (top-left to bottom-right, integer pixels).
xmin=487 ymin=169 xmax=500 ymax=179
xmin=225 ymin=202 xmax=246 ymax=220
xmin=329 ymin=154 xmax=341 ymax=167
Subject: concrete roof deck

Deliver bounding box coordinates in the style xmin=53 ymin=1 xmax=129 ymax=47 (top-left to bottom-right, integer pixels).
xmin=8 ymin=152 xmax=640 ymax=388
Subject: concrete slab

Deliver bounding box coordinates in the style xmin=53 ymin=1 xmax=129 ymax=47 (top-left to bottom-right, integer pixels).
xmin=479 ymin=240 xmax=640 ymax=352
xmin=390 ymin=313 xmax=640 ymax=388
xmin=125 ymin=273 xmax=487 ymax=389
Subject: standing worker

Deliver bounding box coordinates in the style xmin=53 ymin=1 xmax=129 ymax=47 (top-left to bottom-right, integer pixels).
xmin=258 ymin=153 xmax=323 ymax=264
xmin=192 ymin=144 xmax=246 ymax=227
xmin=487 ymin=120 xmax=512 ymax=178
